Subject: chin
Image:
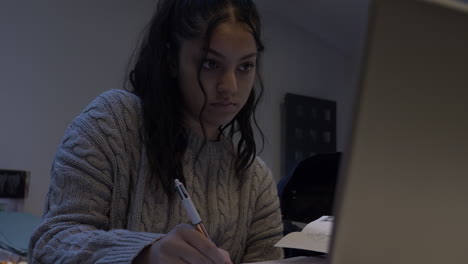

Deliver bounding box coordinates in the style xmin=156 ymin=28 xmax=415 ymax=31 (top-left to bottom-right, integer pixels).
xmin=208 ymin=117 xmax=236 ymax=129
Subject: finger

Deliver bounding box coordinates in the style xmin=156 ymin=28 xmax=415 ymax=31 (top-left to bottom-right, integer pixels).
xmin=159 ymin=234 xmax=214 ymax=264
xmin=218 ymin=248 xmax=233 ymax=264
xmin=160 ymin=255 xmax=190 ymax=264
xmin=176 ymin=224 xmax=226 ymax=264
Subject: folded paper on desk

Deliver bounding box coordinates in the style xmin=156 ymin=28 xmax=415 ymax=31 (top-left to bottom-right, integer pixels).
xmin=275 ymin=216 xmax=333 ymax=253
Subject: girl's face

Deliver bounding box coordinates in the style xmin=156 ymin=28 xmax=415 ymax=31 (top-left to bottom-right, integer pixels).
xmin=177 ymin=21 xmax=258 ymax=140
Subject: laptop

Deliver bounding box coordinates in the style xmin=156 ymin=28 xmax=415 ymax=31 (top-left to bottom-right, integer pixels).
xmin=328 ymin=0 xmax=468 ymax=263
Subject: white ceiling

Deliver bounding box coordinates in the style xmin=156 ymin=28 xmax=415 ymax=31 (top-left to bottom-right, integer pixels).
xmin=256 ymin=0 xmax=371 ymax=56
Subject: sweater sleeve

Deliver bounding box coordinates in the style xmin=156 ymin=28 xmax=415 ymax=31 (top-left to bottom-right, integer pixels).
xmin=28 ymin=91 xmax=162 ymax=264
xmin=241 ymin=159 xmax=284 ymax=263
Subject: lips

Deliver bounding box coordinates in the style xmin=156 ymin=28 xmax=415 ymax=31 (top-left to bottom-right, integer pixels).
xmin=212 ymin=102 xmax=234 ymax=106
xmin=210 ymin=102 xmax=237 ymax=112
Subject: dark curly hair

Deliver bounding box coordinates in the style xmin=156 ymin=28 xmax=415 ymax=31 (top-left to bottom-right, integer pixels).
xmin=127 ymin=0 xmax=265 ymax=198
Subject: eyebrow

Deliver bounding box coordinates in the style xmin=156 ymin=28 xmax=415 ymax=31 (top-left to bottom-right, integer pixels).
xmin=205 ymin=48 xmax=257 ymax=60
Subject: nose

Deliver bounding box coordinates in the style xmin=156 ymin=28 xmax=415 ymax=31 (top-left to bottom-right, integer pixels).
xmin=216 ymin=69 xmax=237 ymax=97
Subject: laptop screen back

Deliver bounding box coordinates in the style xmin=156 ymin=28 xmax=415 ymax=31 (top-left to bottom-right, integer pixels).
xmin=329 ymin=1 xmax=468 ymax=263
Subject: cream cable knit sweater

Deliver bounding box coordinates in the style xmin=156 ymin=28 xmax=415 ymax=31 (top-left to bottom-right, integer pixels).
xmin=29 ymin=89 xmax=283 ymax=264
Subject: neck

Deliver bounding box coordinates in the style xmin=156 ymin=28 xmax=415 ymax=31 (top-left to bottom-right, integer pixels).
xmin=184 ymin=120 xmax=219 ymax=141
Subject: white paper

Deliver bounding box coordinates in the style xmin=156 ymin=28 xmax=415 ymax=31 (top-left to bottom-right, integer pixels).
xmin=274 ymin=216 xmax=333 ymax=253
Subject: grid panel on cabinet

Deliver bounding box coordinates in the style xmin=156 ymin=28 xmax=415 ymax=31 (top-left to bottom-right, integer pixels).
xmin=284 ymin=93 xmax=337 ymax=176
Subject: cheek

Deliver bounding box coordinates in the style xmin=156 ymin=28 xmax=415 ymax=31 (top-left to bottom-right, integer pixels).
xmin=238 ymin=73 xmax=256 ymax=96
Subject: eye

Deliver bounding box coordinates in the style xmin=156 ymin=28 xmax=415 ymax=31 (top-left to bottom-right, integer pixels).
xmin=202 ymin=59 xmax=219 ymax=70
xmin=239 ymin=63 xmax=255 ymax=72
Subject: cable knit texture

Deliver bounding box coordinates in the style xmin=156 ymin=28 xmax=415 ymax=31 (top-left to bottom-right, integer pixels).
xmin=29 ymin=89 xmax=284 ymax=264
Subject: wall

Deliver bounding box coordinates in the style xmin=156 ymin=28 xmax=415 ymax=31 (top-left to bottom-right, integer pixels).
xmin=255 ymin=5 xmax=364 ymax=181
xmin=0 ymin=1 xmax=365 ymax=216
xmin=0 ymin=0 xmax=155 ymax=216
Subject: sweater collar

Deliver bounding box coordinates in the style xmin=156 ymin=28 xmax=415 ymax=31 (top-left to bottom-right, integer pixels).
xmin=186 ymin=128 xmax=233 ymax=157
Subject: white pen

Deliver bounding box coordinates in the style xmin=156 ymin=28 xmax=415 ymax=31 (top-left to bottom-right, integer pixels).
xmin=174 ymin=179 xmax=211 ymax=240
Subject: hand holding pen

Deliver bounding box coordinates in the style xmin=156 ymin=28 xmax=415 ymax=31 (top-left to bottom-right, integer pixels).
xmin=133 ymin=179 xmax=232 ymax=264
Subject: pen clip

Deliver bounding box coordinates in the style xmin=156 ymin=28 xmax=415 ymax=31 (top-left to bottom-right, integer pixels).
xmin=175 ymin=179 xmax=189 ymax=200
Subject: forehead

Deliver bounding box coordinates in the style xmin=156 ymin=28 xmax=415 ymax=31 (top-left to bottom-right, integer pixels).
xmin=181 ymin=21 xmax=257 ymax=55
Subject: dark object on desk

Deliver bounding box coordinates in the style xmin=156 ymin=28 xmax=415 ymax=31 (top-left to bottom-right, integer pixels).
xmin=278 ymin=152 xmax=341 ymax=258
xmin=0 ymin=170 xmax=34 ymax=260
xmin=278 ymin=152 xmax=341 ymax=223
xmin=0 ymin=169 xmax=28 ymax=198
xmin=0 ymin=169 xmax=29 ymax=212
